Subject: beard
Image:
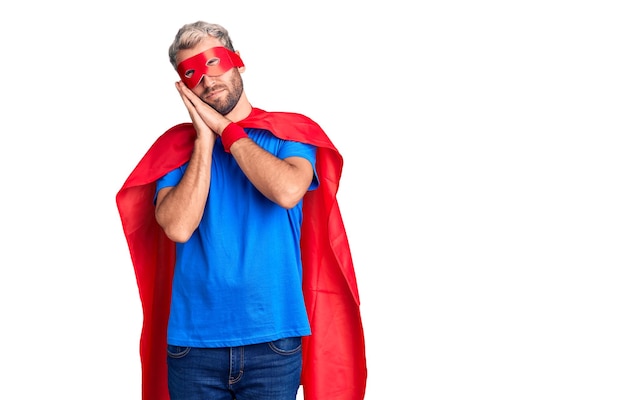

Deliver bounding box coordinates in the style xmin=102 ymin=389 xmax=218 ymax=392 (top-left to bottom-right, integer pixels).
xmin=202 ymin=69 xmax=244 ymax=115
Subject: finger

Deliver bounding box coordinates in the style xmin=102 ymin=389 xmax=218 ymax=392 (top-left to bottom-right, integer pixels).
xmin=174 ymin=81 xmax=196 ymax=106
xmin=175 ymin=82 xmax=217 ymax=135
xmin=177 ymin=87 xmax=212 ymax=134
xmin=177 ymin=81 xmax=201 ymax=102
xmin=177 ymin=83 xmax=203 ymax=113
xmin=178 ymin=92 xmax=195 ymax=113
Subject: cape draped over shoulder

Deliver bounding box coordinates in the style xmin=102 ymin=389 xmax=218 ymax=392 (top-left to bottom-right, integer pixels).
xmin=116 ymin=107 xmax=367 ymax=400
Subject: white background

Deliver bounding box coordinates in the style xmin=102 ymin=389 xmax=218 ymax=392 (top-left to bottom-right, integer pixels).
xmin=1 ymin=1 xmax=625 ymax=399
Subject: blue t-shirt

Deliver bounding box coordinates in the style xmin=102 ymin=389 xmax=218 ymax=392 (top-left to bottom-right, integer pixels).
xmin=156 ymin=128 xmax=318 ymax=347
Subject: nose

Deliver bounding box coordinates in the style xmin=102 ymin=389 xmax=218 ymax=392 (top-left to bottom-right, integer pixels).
xmin=200 ymin=75 xmax=216 ymax=88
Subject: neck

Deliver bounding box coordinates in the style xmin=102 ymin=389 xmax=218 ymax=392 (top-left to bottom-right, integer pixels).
xmin=225 ymin=92 xmax=253 ymax=123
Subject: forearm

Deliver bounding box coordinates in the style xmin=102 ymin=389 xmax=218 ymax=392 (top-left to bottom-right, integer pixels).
xmin=230 ymin=137 xmax=312 ymax=209
xmin=155 ymin=138 xmax=213 ymax=242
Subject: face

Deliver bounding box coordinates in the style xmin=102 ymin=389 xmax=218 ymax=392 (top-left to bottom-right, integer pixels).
xmin=176 ymin=37 xmax=245 ymax=115
xmin=177 ymin=46 xmax=244 ymax=88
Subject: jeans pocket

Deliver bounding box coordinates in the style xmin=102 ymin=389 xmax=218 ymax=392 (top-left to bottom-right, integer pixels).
xmin=167 ymin=345 xmax=191 ymax=359
xmin=268 ymin=336 xmax=302 ymax=355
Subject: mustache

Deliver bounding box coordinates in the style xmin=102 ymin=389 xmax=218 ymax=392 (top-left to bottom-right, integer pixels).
xmin=202 ymin=85 xmax=227 ymax=97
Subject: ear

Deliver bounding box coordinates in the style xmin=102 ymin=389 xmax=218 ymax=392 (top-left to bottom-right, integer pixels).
xmin=235 ymin=50 xmax=246 ymax=73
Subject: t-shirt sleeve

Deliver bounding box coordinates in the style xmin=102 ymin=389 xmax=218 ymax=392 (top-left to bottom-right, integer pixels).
xmin=278 ymin=141 xmax=319 ymax=191
xmin=154 ymin=163 xmax=188 ymax=203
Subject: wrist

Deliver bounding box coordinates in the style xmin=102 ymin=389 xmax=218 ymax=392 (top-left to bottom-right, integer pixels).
xmin=221 ymin=123 xmax=248 ymax=153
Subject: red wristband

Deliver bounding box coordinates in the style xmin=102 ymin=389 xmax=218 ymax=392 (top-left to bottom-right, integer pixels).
xmin=221 ymin=123 xmax=248 ymax=153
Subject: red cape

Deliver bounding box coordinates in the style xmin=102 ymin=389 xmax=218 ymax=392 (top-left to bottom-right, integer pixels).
xmin=116 ymin=108 xmax=367 ymax=400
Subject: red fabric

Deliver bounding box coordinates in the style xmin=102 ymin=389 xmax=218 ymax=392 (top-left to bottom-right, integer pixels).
xmin=220 ymin=122 xmax=249 ymax=153
xmin=116 ymin=107 xmax=367 ymax=400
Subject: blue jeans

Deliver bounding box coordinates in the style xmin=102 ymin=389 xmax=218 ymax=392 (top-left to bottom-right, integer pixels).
xmin=167 ymin=337 xmax=303 ymax=400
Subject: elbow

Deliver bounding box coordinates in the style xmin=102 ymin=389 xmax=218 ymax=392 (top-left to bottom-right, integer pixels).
xmin=156 ymin=215 xmax=195 ymax=243
xmin=273 ymin=185 xmax=306 ymax=209
xmin=275 ymin=198 xmax=299 ymax=210
xmin=163 ymin=227 xmax=193 ymax=243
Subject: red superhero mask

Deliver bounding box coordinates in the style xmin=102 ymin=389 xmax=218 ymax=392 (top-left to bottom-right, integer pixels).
xmin=176 ymin=46 xmax=245 ymax=88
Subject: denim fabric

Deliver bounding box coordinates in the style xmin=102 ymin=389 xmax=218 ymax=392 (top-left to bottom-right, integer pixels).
xmin=167 ymin=337 xmax=303 ymax=400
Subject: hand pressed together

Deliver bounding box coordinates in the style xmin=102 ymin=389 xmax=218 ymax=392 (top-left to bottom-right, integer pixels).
xmin=175 ymin=80 xmax=230 ymax=141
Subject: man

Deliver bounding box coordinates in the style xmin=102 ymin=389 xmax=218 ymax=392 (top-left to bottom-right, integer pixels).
xmin=116 ymin=21 xmax=366 ymax=400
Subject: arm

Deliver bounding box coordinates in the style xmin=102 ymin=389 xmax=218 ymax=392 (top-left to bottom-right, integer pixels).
xmin=230 ymin=140 xmax=313 ymax=209
xmin=155 ymin=85 xmax=217 ymax=243
xmin=176 ymin=82 xmax=314 ymax=209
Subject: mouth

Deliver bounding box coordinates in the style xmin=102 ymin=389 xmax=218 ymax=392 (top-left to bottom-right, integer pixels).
xmin=204 ymin=88 xmax=225 ymax=100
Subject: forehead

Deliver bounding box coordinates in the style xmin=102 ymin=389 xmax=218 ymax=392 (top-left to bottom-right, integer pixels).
xmin=176 ymin=36 xmax=224 ymax=66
